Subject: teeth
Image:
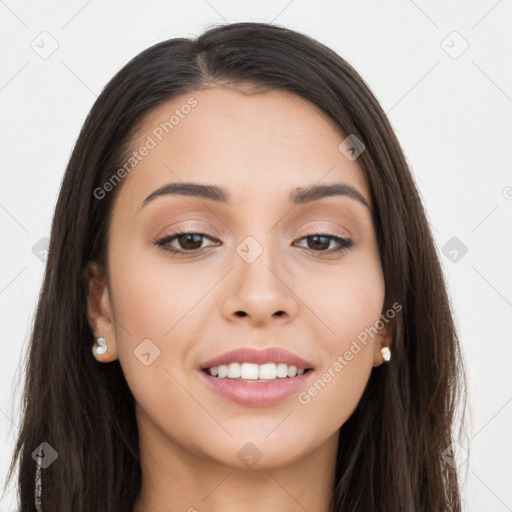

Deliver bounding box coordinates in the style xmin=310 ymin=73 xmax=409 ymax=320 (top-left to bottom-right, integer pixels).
xmin=241 ymin=362 xmax=259 ymax=380
xmin=259 ymin=363 xmax=276 ymax=379
xmin=276 ymin=363 xmax=288 ymax=378
xmin=227 ymin=362 xmax=241 ymax=378
xmin=206 ymin=362 xmax=310 ymax=380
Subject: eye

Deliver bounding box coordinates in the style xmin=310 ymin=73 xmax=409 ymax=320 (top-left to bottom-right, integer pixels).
xmin=155 ymin=230 xmax=220 ymax=256
xmin=293 ymin=231 xmax=355 ymax=255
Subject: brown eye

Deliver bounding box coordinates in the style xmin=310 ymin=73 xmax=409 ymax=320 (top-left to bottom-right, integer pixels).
xmin=294 ymin=233 xmax=354 ymax=254
xmin=174 ymin=233 xmax=204 ymax=250
xmin=155 ymin=231 xmax=220 ymax=256
xmin=305 ymin=235 xmax=331 ymax=251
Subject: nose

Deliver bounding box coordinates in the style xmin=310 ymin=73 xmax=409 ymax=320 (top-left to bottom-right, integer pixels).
xmin=220 ymin=243 xmax=299 ymax=328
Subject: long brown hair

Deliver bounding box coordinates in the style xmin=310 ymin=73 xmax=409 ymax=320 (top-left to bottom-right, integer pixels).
xmin=4 ymin=21 xmax=468 ymax=511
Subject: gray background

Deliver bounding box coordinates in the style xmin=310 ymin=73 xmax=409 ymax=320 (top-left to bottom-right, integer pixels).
xmin=1 ymin=1 xmax=511 ymax=511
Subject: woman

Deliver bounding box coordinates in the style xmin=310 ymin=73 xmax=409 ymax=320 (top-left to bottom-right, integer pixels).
xmin=5 ymin=21 xmax=467 ymax=511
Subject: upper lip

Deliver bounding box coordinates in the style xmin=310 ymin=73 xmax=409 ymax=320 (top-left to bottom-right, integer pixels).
xmin=200 ymin=347 xmax=314 ymax=370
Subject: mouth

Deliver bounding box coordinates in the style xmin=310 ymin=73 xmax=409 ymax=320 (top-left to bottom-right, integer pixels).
xmin=198 ymin=347 xmax=315 ymax=406
xmin=198 ymin=362 xmax=315 ymax=407
xmin=202 ymin=363 xmax=314 ymax=382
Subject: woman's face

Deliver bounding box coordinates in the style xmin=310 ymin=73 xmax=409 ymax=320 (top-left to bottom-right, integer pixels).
xmin=87 ymin=86 xmax=391 ymax=469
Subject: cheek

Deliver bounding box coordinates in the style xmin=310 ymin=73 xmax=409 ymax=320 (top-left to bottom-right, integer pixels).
xmin=106 ymin=248 xmax=206 ymax=431
xmin=107 ymin=239 xmax=218 ymax=392
xmin=108 ymin=238 xmax=205 ymax=337
xmin=298 ymin=250 xmax=385 ymax=349
xmin=293 ymin=255 xmax=384 ymax=422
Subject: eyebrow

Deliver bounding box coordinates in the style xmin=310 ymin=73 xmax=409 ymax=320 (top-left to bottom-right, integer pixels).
xmin=139 ymin=182 xmax=370 ymax=210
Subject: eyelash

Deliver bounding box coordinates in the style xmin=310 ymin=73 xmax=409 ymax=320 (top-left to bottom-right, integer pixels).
xmin=154 ymin=228 xmax=355 ymax=258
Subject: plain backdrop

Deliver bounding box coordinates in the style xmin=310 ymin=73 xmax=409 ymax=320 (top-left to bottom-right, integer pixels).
xmin=1 ymin=1 xmax=511 ymax=511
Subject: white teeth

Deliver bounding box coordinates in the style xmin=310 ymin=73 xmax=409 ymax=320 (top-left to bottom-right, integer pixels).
xmin=276 ymin=363 xmax=288 ymax=378
xmin=259 ymin=363 xmax=276 ymax=380
xmin=240 ymin=363 xmax=259 ymax=380
xmin=227 ymin=362 xmax=241 ymax=378
xmin=206 ymin=362 xmax=310 ymax=380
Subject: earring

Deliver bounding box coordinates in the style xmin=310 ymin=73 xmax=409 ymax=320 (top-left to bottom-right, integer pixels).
xmin=92 ymin=337 xmax=108 ymax=359
xmin=380 ymin=346 xmax=391 ymax=362
xmin=34 ymin=445 xmax=43 ymax=512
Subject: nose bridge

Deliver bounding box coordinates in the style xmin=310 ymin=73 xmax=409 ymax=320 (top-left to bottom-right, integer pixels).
xmin=221 ymin=228 xmax=298 ymax=325
xmin=231 ymin=200 xmax=282 ymax=273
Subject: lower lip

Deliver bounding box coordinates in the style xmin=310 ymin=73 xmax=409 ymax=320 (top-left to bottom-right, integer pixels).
xmin=198 ymin=369 xmax=315 ymax=407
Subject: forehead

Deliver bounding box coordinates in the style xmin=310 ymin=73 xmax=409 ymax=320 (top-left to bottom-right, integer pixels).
xmin=113 ymin=87 xmax=370 ymax=214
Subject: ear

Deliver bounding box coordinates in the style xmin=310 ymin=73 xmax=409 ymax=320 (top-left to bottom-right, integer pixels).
xmin=372 ymin=317 xmax=394 ymax=367
xmin=83 ymin=262 xmax=118 ymax=362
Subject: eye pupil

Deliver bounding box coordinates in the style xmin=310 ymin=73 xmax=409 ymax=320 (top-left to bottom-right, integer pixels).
xmin=307 ymin=235 xmax=330 ymax=251
xmin=179 ymin=233 xmax=203 ymax=250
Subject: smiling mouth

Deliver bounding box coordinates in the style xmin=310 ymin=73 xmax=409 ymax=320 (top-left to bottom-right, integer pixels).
xmin=202 ymin=362 xmax=314 ymax=382
xmin=199 ymin=361 xmax=315 ymax=407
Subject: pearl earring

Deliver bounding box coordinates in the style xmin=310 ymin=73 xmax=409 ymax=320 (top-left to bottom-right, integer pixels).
xmin=92 ymin=337 xmax=108 ymax=359
xmin=380 ymin=346 xmax=391 ymax=362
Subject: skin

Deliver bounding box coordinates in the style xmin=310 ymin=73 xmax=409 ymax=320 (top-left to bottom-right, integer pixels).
xmin=86 ymin=86 xmax=393 ymax=512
